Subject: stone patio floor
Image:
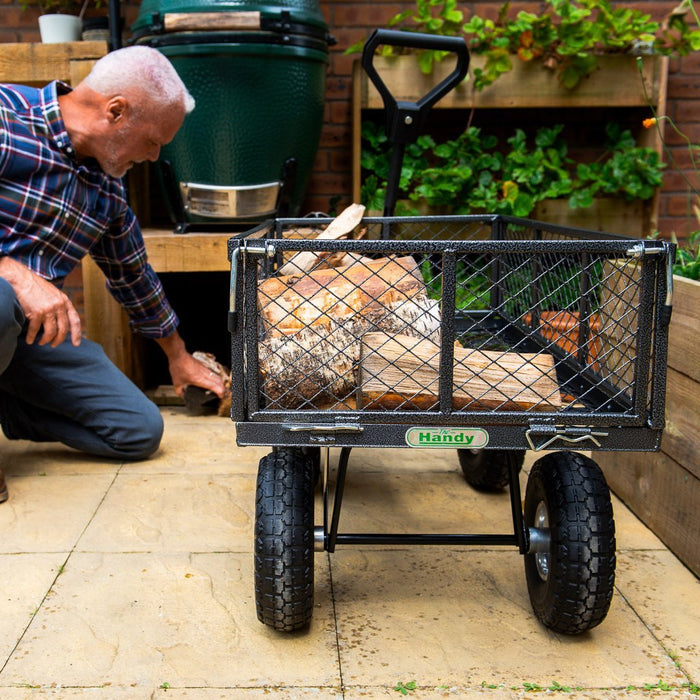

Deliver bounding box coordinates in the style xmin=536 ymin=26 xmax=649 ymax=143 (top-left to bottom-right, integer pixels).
xmin=1 ymin=407 xmax=698 ymax=698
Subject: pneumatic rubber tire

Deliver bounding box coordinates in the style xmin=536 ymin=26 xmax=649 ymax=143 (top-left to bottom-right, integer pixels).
xmin=254 ymin=448 xmax=315 ymax=632
xmin=524 ymin=451 xmax=616 ymax=635
xmin=458 ymin=449 xmax=525 ymax=491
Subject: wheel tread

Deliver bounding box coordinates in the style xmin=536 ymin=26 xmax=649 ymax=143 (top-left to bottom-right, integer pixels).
xmin=525 ymin=451 xmax=616 ymax=635
xmin=254 ymin=449 xmax=315 ymax=632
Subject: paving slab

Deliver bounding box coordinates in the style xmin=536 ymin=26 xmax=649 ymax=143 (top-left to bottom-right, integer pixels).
xmin=132 ymin=408 xmax=268 ymax=476
xmin=331 ymin=548 xmax=686 ymax=690
xmin=616 ymin=550 xmax=700 ymax=683
xmin=0 ymin=554 xmax=66 ymax=663
xmin=76 ymin=473 xmax=255 ymax=553
xmin=0 ymin=474 xmax=115 ymax=553
xmin=1 ymin=552 xmax=339 ymax=690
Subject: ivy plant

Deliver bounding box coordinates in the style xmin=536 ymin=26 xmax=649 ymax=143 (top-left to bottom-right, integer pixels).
xmin=360 ymin=120 xmax=665 ymax=218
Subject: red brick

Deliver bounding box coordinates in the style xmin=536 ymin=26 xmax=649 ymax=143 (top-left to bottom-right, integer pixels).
xmin=319 ymin=124 xmax=352 ymax=149
xmin=333 ymin=4 xmax=402 ymax=26
xmin=325 ymin=77 xmax=352 ymax=100
xmin=661 ymin=169 xmax=700 ymax=191
xmin=676 ymin=52 xmax=700 ymax=74
xmin=666 ymin=75 xmax=700 ymax=99
xmin=331 ymin=51 xmax=361 ymax=77
xmin=330 ymin=149 xmax=353 ymax=172
xmin=667 ymin=194 xmax=699 ymax=217
xmin=662 ymin=121 xmax=700 ymax=146
xmin=330 ymin=100 xmax=351 ymax=123
xmin=673 ymin=100 xmax=700 ymax=123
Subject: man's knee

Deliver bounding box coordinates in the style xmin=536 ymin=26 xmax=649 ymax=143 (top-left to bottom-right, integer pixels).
xmin=118 ymin=400 xmax=164 ymax=460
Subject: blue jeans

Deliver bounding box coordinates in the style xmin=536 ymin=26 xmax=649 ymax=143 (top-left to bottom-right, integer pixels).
xmin=0 ymin=278 xmax=163 ymax=460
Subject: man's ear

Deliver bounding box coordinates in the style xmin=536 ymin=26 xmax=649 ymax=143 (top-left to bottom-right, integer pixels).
xmin=106 ymin=96 xmax=128 ymax=123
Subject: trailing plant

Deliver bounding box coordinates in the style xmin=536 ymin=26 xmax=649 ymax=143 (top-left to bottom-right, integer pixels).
xmin=360 ymin=120 xmax=665 ymax=218
xmin=639 ymin=51 xmax=700 ymax=281
xmin=347 ymin=0 xmax=700 ymax=90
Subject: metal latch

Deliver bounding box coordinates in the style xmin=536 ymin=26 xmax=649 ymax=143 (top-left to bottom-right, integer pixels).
xmin=625 ymin=241 xmax=674 ymax=326
xmin=525 ymin=425 xmax=608 ymax=451
xmin=228 ymin=241 xmax=276 ymax=333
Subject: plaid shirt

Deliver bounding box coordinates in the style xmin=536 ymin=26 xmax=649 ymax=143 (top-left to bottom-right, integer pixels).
xmin=0 ymin=81 xmax=178 ymax=338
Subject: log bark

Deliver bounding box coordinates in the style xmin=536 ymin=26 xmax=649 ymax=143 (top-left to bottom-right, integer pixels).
xmin=257 ymin=257 xmax=441 ymax=408
xmin=258 ymin=255 xmax=427 ymax=335
xmin=358 ymin=332 xmax=562 ymax=411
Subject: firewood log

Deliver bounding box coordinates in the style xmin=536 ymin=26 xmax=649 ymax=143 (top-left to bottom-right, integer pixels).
xmin=358 ymin=332 xmax=562 ymax=411
xmin=276 ymin=203 xmax=365 ymax=276
xmin=258 ymin=255 xmax=427 ymax=335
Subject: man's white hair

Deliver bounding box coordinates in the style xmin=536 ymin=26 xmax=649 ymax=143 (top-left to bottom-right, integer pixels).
xmin=83 ymin=46 xmax=195 ymax=114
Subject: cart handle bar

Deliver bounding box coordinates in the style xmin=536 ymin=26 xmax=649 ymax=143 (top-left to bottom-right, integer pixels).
xmin=361 ymin=28 xmax=470 ymax=146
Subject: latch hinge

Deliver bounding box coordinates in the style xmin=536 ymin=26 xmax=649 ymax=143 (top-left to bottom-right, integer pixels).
xmin=525 ymin=425 xmax=608 ymax=451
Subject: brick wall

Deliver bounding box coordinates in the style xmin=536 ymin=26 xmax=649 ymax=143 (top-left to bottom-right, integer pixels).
xmin=4 ymin=0 xmax=699 ymax=242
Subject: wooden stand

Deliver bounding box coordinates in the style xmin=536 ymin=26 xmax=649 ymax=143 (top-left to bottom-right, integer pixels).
xmin=0 ymin=41 xmax=108 ymax=86
xmin=352 ymin=54 xmax=668 ymax=236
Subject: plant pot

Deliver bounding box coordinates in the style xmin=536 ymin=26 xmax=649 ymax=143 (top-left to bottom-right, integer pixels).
xmin=522 ymin=311 xmax=602 ymax=370
xmin=39 ymin=14 xmax=83 ymax=44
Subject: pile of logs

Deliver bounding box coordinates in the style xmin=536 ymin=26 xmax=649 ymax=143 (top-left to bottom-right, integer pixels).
xmin=258 ymin=253 xmax=441 ymax=408
xmin=256 ymin=204 xmax=563 ymax=412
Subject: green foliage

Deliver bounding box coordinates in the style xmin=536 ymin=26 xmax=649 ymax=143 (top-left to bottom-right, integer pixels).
xmin=672 ymin=230 xmax=700 ymax=280
xmin=420 ymin=258 xmax=492 ymax=310
xmin=347 ymin=0 xmax=700 ymax=90
xmin=570 ymin=122 xmax=665 ymax=207
xmin=360 ymin=120 xmax=665 ymax=219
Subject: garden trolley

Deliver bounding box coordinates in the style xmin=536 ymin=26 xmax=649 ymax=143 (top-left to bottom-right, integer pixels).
xmin=226 ymin=30 xmax=674 ymax=636
xmin=227 ymin=215 xmax=673 ymax=635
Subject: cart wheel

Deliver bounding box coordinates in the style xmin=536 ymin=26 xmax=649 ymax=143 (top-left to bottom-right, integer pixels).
xmin=458 ymin=449 xmax=525 ymax=491
xmin=255 ymin=448 xmax=315 ymax=632
xmin=302 ymin=446 xmax=321 ymax=486
xmin=524 ymin=451 xmax=616 ymax=635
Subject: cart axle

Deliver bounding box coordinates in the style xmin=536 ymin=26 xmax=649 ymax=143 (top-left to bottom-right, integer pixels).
xmin=314 ymin=527 xmax=550 ymax=553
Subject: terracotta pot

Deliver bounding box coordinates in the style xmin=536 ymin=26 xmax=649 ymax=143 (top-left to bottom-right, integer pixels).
xmin=523 ymin=310 xmax=602 ymax=370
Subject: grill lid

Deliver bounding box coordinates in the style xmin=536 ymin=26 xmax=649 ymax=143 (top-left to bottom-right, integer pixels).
xmin=132 ymin=0 xmax=328 ymax=37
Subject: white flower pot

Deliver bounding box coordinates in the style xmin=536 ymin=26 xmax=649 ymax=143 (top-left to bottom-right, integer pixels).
xmin=38 ymin=14 xmax=83 ymax=44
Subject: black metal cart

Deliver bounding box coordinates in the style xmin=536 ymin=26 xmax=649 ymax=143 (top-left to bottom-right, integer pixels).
xmin=226 ymin=30 xmax=675 ymax=636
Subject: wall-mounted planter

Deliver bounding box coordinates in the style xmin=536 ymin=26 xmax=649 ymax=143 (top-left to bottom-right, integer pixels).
xmin=532 ymin=198 xmax=653 ymax=239
xmin=356 ymin=53 xmax=666 ymax=110
xmin=352 ymin=52 xmax=668 ymax=236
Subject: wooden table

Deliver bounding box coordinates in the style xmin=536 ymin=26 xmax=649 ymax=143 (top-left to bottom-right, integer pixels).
xmin=82 ymin=229 xmax=232 ymax=383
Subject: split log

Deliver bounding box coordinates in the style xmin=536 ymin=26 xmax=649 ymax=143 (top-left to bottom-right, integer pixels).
xmin=358 ymin=332 xmax=562 ymax=412
xmin=258 ymin=255 xmax=427 ymax=335
xmin=276 ymin=203 xmax=365 ymax=276
xmin=257 ymin=257 xmax=441 ymax=408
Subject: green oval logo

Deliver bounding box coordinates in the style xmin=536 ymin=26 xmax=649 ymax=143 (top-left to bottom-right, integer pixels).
xmin=405 ymin=427 xmax=489 ymax=448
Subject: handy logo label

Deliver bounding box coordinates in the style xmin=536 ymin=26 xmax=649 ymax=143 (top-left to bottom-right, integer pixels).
xmin=404 ymin=427 xmax=489 ymax=448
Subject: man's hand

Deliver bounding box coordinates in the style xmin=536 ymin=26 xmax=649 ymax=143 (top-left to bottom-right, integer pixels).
xmin=155 ymin=331 xmax=226 ymax=398
xmin=0 ymin=257 xmax=82 ymax=347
